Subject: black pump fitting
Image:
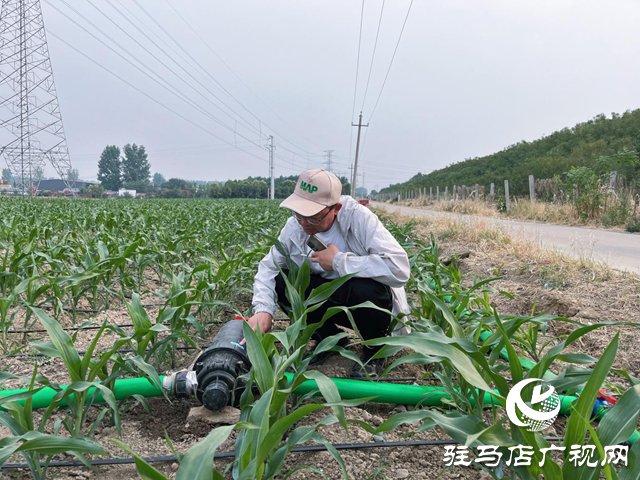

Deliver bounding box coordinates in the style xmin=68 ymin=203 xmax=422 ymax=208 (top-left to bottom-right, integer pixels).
xmin=192 ymin=319 xmax=250 ymax=411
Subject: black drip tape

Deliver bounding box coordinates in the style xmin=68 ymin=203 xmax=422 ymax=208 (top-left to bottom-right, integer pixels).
xmin=1 ymin=438 xmax=563 ymax=469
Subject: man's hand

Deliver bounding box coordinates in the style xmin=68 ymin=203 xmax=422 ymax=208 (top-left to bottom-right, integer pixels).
xmin=239 ymin=312 xmax=273 ymax=346
xmin=310 ymin=243 xmax=339 ymax=271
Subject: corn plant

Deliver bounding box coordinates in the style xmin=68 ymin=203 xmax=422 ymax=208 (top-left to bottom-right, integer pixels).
xmin=109 ymin=425 xmax=235 ymax=480
xmin=229 ymin=250 xmax=375 ymax=480
xmin=120 ymin=292 xmax=199 ymax=370
xmin=110 ymin=261 xmax=363 ymax=480
xmin=0 ymin=367 xmax=107 ymax=479
xmin=25 ymin=306 xmax=163 ymax=438
xmin=0 ymin=278 xmax=29 ymax=353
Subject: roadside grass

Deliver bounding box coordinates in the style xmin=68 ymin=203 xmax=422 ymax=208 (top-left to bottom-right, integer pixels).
xmin=398 ymin=198 xmax=639 ymax=231
xmin=375 ymin=210 xmax=614 ymax=287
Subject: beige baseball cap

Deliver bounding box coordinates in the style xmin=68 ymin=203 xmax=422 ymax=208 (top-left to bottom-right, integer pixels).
xmin=280 ymin=169 xmax=342 ymax=216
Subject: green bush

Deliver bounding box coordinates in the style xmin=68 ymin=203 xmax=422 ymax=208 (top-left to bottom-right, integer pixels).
xmin=626 ymin=215 xmax=640 ymax=232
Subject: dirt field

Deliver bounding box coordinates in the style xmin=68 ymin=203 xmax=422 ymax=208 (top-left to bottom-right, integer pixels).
xmin=2 ymin=210 xmax=639 ymax=479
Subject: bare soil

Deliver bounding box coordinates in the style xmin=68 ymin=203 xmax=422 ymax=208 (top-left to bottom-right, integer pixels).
xmin=2 ymin=212 xmax=639 ymax=479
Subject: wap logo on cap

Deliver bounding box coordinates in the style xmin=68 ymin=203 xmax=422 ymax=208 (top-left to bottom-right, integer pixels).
xmin=506 ymin=378 xmax=561 ymax=432
xmin=299 ymin=181 xmax=318 ymax=194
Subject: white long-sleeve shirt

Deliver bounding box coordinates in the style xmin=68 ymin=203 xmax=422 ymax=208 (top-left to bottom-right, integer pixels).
xmin=252 ymin=196 xmax=411 ymax=335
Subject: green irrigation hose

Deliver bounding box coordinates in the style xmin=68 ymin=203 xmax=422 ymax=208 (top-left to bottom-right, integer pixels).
xmin=0 ymin=374 xmax=576 ymax=416
xmin=1 ymin=373 xmax=637 ymax=445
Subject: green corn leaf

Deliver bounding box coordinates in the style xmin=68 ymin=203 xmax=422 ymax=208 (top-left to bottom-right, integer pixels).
xmin=303 ymin=370 xmax=347 ymax=433
xmin=304 ymin=274 xmax=355 ymax=307
xmin=0 ymin=431 xmax=105 ymax=465
xmin=29 ymin=306 xmax=82 ymax=383
xmin=424 ymin=291 xmax=465 ymax=338
xmin=620 ymin=438 xmax=640 ymax=480
xmin=175 ymin=425 xmax=233 ymax=480
xmin=255 ymin=404 xmax=326 ymax=468
xmin=111 ymin=439 xmax=169 ymax=480
xmin=596 ymin=384 xmax=640 ymax=446
xmin=366 ymin=333 xmax=493 ymax=392
xmin=563 ymin=332 xmax=619 ymax=476
xmin=28 ymin=340 xmax=61 ymax=358
xmin=242 ymin=321 xmax=274 ymax=393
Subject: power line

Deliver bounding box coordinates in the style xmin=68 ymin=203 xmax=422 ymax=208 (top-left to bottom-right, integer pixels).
xmin=163 ymin=0 xmax=326 ymax=154
xmin=59 ymin=4 xmax=302 ymax=175
xmin=45 ymin=29 xmax=272 ymax=167
xmin=360 ymin=0 xmax=386 ymax=112
xmin=47 ymin=0 xmax=255 ymax=145
xmin=367 ymin=0 xmax=414 ymax=122
xmin=348 ymin=0 xmax=366 ymax=168
xmin=352 ymin=0 xmax=415 ymax=169
xmin=44 ymin=1 xmax=299 ymax=173
xmin=89 ymin=0 xmax=264 ymax=141
xmin=147 ymin=0 xmax=324 ymax=161
xmin=72 ymin=142 xmax=259 ymax=158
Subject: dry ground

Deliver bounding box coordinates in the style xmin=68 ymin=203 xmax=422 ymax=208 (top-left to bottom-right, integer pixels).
xmin=1 ymin=211 xmax=639 ymax=479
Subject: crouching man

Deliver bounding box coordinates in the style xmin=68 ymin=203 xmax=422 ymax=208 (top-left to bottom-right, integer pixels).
xmin=246 ymin=169 xmax=410 ymax=377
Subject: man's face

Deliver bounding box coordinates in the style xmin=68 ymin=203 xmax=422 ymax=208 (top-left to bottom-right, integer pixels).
xmin=294 ymin=203 xmax=342 ymax=235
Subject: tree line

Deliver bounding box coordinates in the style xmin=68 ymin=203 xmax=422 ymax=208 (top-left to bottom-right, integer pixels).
xmin=5 ymin=143 xmax=352 ymax=199
xmin=97 ymin=144 xmax=152 ymax=192
xmin=381 ymin=109 xmax=640 ymax=196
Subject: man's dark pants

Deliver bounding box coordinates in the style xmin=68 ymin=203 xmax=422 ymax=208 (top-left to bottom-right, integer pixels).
xmin=274 ymin=272 xmax=393 ymax=345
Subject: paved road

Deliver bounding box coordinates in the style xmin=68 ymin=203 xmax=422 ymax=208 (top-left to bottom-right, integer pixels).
xmin=373 ymin=202 xmax=640 ymax=275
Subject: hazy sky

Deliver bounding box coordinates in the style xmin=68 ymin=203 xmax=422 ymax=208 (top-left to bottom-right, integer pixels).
xmin=16 ymin=0 xmax=640 ymax=190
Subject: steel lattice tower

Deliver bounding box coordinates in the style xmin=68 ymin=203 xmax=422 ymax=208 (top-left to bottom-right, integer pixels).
xmin=0 ymin=0 xmax=73 ymax=195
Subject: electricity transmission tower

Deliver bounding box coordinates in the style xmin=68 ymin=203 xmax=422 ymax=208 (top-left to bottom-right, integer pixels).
xmin=0 ymin=0 xmax=74 ymax=196
xmin=323 ymin=150 xmax=334 ymax=172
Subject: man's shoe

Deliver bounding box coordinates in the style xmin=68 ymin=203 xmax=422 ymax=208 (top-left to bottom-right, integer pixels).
xmin=306 ymin=336 xmax=351 ymax=366
xmin=350 ymin=348 xmax=384 ymax=378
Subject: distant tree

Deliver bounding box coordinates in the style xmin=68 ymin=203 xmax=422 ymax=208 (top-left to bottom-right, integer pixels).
xmin=561 ymin=166 xmax=601 ymax=220
xmin=98 ymin=145 xmax=122 ymax=191
xmin=123 ymin=180 xmax=150 ymax=194
xmin=33 ymin=166 xmax=45 ymax=183
xmin=152 ymin=172 xmax=166 ymax=186
xmin=2 ymin=168 xmax=12 ymax=184
xmin=208 ymin=182 xmax=222 ymax=198
xmin=86 ymin=184 xmax=104 ymax=198
xmin=594 ymin=148 xmax=640 ymax=180
xmin=252 ymin=179 xmax=268 ymax=198
xmin=195 ymin=182 xmax=208 ymax=198
xmin=275 ymin=179 xmax=296 ymax=198
xmin=67 ymin=167 xmax=80 ymax=183
xmin=160 ymin=178 xmax=193 ymax=198
xmin=122 ymin=144 xmax=151 ymax=184
xmin=163 ymin=178 xmax=191 ymax=190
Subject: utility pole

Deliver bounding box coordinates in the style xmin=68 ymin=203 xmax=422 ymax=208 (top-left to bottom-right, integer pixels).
xmin=349 ymin=164 xmax=353 ymax=190
xmin=350 ymin=111 xmax=368 ymax=197
xmin=265 ymin=135 xmax=275 ymax=200
xmin=323 ymin=150 xmax=334 ymax=172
